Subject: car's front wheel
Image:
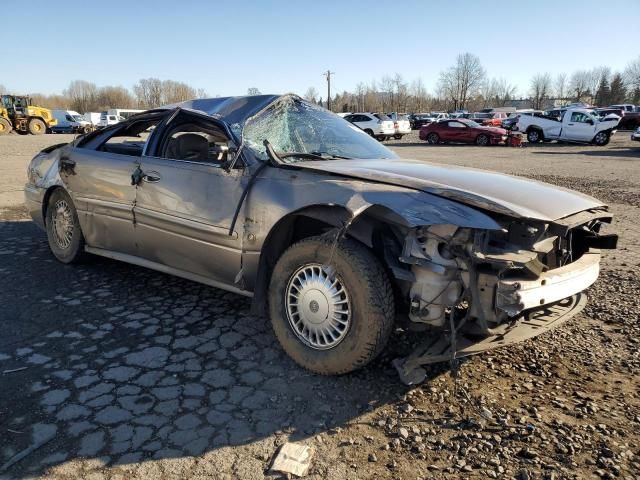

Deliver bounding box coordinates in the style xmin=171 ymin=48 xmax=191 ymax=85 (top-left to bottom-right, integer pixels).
xmin=476 ymin=134 xmax=489 ymax=146
xmin=593 ymin=131 xmax=610 ymax=146
xmin=45 ymin=189 xmax=86 ymax=263
xmin=527 ymin=129 xmax=542 ymax=143
xmin=0 ymin=118 xmax=11 ymax=135
xmin=268 ymin=235 xmax=395 ymax=375
xmin=393 ymin=134 xmax=402 ymax=140
xmin=426 ymin=132 xmax=439 ymax=144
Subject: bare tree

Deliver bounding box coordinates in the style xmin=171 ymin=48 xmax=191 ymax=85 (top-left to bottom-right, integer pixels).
xmin=354 ymin=82 xmax=366 ymax=112
xmin=161 ymin=80 xmax=196 ymax=104
xmin=569 ymin=70 xmax=590 ymax=102
xmin=0 ymin=84 xmax=7 ymax=94
xmin=624 ymin=56 xmax=640 ymax=91
xmin=133 ymin=78 xmax=163 ymax=108
xmin=409 ymin=78 xmax=428 ymax=113
xmin=554 ymin=73 xmax=568 ymax=102
xmin=96 ymin=86 xmax=136 ymax=110
xmin=196 ymin=88 xmax=208 ymax=99
xmin=529 ymin=73 xmax=552 ymax=110
xmin=64 ymin=80 xmax=98 ymax=113
xmin=247 ymin=87 xmax=261 ymax=96
xmin=303 ymin=87 xmax=319 ymax=102
xmin=437 ymin=53 xmax=486 ymax=110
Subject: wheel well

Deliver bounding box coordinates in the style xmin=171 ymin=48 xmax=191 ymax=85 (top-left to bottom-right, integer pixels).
xmin=250 ymin=205 xmax=406 ymax=315
xmin=42 ymin=186 xmax=63 ymax=225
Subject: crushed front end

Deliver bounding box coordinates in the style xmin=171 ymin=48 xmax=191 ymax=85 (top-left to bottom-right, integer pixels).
xmin=392 ymin=208 xmax=618 ymax=384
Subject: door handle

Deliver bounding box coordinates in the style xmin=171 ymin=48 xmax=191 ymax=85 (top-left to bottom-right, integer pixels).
xmin=567 ymin=123 xmax=574 ymax=126
xmin=142 ymin=171 xmax=161 ymax=183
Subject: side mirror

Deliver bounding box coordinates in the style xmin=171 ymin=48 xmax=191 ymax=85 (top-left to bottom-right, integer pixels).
xmin=586 ymin=119 xmax=594 ymax=125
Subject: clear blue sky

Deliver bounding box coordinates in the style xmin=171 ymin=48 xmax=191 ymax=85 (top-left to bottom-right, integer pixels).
xmin=3 ymin=0 xmax=637 ymax=98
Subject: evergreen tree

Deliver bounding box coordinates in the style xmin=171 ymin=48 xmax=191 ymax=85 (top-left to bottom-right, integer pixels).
xmin=595 ymin=72 xmax=610 ymax=106
xmin=609 ymin=73 xmax=627 ymax=104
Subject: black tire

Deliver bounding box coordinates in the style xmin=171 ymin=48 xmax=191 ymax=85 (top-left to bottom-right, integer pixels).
xmin=375 ymin=134 xmax=386 ymax=142
xmin=45 ymin=189 xmax=86 ymax=264
xmin=393 ymin=134 xmax=402 ymax=140
xmin=475 ymin=134 xmax=489 ymax=146
xmin=0 ymin=118 xmax=11 ymax=135
xmin=593 ymin=131 xmax=610 ymax=146
xmin=83 ymin=126 xmax=92 ymax=134
xmin=28 ymin=118 xmax=46 ymax=135
xmin=364 ymin=129 xmax=374 ymax=137
xmin=268 ymin=235 xmax=395 ymax=375
xmin=426 ymin=132 xmax=439 ymax=144
xmin=527 ymin=129 xmax=542 ymax=143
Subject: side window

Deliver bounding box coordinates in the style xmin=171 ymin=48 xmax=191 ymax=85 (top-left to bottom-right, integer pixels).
xmin=161 ymin=122 xmax=230 ymax=165
xmin=571 ymin=112 xmax=590 ymax=123
xmin=86 ymin=117 xmax=163 ymax=156
xmin=448 ymin=121 xmax=465 ymax=128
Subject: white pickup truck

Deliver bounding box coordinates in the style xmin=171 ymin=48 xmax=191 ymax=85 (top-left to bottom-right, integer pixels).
xmin=515 ymin=108 xmax=620 ymax=146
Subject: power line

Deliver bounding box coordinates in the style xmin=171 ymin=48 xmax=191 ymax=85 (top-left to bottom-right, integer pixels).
xmin=322 ymin=70 xmax=334 ymax=111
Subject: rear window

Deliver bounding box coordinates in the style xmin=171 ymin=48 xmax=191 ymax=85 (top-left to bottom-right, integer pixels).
xmin=374 ymin=113 xmax=391 ymax=121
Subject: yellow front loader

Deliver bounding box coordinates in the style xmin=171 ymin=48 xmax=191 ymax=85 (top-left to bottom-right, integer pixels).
xmin=0 ymin=95 xmax=57 ymax=135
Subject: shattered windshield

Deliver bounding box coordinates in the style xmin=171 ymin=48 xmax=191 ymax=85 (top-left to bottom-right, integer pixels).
xmin=242 ymin=96 xmax=398 ymax=162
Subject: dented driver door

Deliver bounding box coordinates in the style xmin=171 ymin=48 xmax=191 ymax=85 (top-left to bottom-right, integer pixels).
xmin=132 ymin=111 xmax=245 ymax=288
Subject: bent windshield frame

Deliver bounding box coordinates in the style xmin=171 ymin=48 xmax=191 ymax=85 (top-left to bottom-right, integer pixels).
xmin=242 ymin=96 xmax=399 ymax=163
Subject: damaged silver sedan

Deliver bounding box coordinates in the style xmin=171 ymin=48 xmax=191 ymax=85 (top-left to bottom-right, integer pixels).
xmin=24 ymin=94 xmax=617 ymax=384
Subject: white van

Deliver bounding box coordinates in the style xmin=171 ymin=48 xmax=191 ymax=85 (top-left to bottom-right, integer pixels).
xmin=83 ymin=112 xmax=102 ymax=126
xmin=98 ymin=109 xmax=144 ymax=127
xmin=51 ymin=110 xmax=92 ymax=133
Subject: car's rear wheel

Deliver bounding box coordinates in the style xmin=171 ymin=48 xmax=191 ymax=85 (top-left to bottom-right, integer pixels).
xmin=393 ymin=134 xmax=402 ymax=140
xmin=376 ymin=135 xmax=386 ymax=142
xmin=593 ymin=131 xmax=610 ymax=146
xmin=476 ymin=134 xmax=489 ymax=146
xmin=0 ymin=118 xmax=11 ymax=135
xmin=45 ymin=189 xmax=86 ymax=264
xmin=28 ymin=118 xmax=46 ymax=135
xmin=426 ymin=132 xmax=439 ymax=144
xmin=364 ymin=129 xmax=374 ymax=137
xmin=268 ymin=235 xmax=395 ymax=375
xmin=527 ymin=129 xmax=542 ymax=143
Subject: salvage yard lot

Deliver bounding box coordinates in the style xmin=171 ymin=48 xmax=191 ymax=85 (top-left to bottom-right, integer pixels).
xmin=0 ymin=132 xmax=639 ymax=479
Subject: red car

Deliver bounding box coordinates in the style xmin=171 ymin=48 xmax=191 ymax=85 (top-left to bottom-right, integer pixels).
xmin=419 ymin=119 xmax=508 ymax=146
xmin=481 ymin=112 xmax=509 ymax=127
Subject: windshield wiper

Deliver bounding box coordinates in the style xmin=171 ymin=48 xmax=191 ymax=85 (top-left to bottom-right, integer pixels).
xmin=278 ymin=151 xmax=352 ymax=161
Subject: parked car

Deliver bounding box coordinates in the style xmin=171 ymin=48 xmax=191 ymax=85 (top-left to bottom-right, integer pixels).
xmin=24 ymin=94 xmax=617 ymax=383
xmin=98 ymin=112 xmax=124 ymax=127
xmin=51 ymin=110 xmax=93 ymax=134
xmin=408 ymin=113 xmax=433 ymax=129
xmin=419 ymin=118 xmax=508 ymax=145
xmin=481 ymin=112 xmax=509 ymax=127
xmin=515 ymin=108 xmax=620 ymax=145
xmin=610 ymin=104 xmax=636 ymax=113
xmin=386 ymin=112 xmax=412 ymax=139
xmin=632 ymin=126 xmax=640 ymax=142
xmin=343 ymin=112 xmax=395 ymax=141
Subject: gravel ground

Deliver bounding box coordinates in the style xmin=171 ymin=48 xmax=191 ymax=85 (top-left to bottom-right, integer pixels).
xmin=0 ymin=131 xmax=638 ymax=479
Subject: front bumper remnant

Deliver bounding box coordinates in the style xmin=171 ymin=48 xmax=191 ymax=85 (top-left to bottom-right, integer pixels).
xmin=393 ymin=293 xmax=587 ymax=385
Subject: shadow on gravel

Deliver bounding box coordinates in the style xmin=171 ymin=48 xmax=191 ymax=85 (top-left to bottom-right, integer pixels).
xmin=0 ymin=220 xmax=448 ymax=477
xmin=385 ymin=142 xmax=506 ymax=148
xmin=532 ymin=148 xmax=640 ymax=159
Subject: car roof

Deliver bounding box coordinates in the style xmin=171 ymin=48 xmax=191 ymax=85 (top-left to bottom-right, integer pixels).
xmin=161 ymin=94 xmax=282 ymax=125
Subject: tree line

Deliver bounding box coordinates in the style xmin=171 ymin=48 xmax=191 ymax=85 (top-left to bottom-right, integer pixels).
xmin=2 ymin=54 xmax=640 ymax=114
xmin=305 ymin=54 xmax=640 ymax=113
xmin=0 ymin=79 xmax=208 ymax=113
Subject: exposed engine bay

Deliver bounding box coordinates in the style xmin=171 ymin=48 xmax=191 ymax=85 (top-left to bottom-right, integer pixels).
xmin=392 ymin=208 xmax=618 ymax=384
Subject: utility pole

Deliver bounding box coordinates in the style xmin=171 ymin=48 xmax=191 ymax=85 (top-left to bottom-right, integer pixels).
xmin=322 ymin=70 xmax=334 ymax=111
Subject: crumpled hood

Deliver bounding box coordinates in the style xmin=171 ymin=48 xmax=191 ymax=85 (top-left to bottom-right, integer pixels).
xmin=294 ymin=158 xmax=605 ymax=221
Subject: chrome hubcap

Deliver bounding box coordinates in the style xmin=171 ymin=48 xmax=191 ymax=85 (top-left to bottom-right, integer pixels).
xmin=52 ymin=200 xmax=73 ymax=249
xmin=285 ymin=263 xmax=351 ymax=350
xmin=595 ymin=133 xmax=606 ymax=143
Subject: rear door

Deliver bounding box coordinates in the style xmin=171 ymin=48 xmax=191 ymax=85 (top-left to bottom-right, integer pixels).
xmin=61 ymin=114 xmax=166 ymax=254
xmin=562 ymin=111 xmax=596 ymax=142
xmin=133 ymin=110 xmax=244 ymax=286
